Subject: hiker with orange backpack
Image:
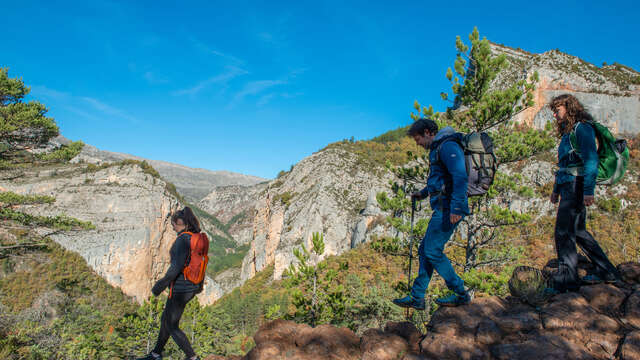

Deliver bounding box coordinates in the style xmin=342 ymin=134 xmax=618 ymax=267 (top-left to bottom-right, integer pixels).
xmin=137 ymin=206 xmax=209 ymax=360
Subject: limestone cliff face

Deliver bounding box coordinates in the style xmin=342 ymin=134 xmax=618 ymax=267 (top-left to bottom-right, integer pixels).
xmin=491 ymin=43 xmax=640 ymax=135
xmin=200 ymin=147 xmax=393 ymax=283
xmin=199 ymin=183 xmax=268 ymax=246
xmin=0 ymin=164 xmax=220 ymax=304
xmin=52 ymin=136 xmax=266 ymax=202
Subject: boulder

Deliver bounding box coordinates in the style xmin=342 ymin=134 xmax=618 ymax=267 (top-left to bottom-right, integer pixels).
xmin=490 ymin=334 xmax=593 ymax=360
xmin=541 ymin=292 xmax=621 ymax=358
xmin=295 ymin=324 xmax=361 ymax=360
xmin=384 ymin=321 xmax=422 ymax=353
xmin=245 ymin=319 xmax=310 ymax=360
xmin=252 ymin=319 xmax=309 ymax=347
xmin=427 ymin=296 xmax=507 ymax=338
xmin=360 ymin=328 xmax=409 ymax=360
xmin=579 ymin=283 xmax=627 ymax=315
xmin=420 ymin=334 xmax=487 ymax=360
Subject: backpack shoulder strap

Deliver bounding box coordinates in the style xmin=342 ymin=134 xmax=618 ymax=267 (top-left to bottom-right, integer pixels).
xmin=434 ymin=134 xmax=463 ymax=164
xmin=569 ymin=121 xmax=596 ymax=156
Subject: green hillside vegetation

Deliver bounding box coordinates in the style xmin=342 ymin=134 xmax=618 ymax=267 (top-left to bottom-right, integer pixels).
xmin=189 ymin=204 xmax=250 ymax=277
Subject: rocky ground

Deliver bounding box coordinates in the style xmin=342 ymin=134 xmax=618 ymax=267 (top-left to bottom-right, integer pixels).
xmin=204 ymin=261 xmax=640 ymax=360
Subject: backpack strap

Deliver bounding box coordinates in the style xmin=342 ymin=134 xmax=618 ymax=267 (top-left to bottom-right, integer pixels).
xmin=560 ymin=121 xmax=594 ymax=176
xmin=434 ymin=135 xmax=463 ymax=165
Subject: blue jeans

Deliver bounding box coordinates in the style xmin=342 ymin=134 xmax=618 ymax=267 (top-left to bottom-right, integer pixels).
xmin=410 ymin=209 xmax=465 ymax=299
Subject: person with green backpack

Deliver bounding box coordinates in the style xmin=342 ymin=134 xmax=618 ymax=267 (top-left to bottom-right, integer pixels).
xmin=549 ymin=94 xmax=625 ymax=292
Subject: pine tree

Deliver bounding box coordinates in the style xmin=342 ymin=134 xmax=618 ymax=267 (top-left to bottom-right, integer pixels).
xmin=0 ymin=68 xmax=59 ymax=157
xmin=383 ymin=27 xmax=556 ymax=275
xmin=283 ymin=232 xmax=347 ymax=327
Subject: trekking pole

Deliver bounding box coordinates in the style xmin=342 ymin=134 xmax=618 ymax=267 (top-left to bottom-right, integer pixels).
xmin=406 ymin=196 xmax=417 ymax=319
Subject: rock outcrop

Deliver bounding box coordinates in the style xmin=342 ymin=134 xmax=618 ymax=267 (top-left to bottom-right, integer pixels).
xmin=0 ymin=163 xmax=222 ymax=304
xmin=205 ymin=262 xmax=640 ymax=360
xmin=53 ymin=136 xmax=266 ymax=202
xmin=491 ymin=43 xmax=640 ymax=135
xmin=200 ymin=147 xmax=395 ymax=283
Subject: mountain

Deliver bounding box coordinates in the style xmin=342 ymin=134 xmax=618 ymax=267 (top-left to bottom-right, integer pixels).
xmin=196 ymin=45 xmax=640 ymax=301
xmin=52 ymin=136 xmax=266 ymax=202
xmin=490 ymin=43 xmax=640 ymax=134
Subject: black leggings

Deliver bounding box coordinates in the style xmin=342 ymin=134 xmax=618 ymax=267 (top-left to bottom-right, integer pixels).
xmin=553 ymin=178 xmax=619 ymax=291
xmin=153 ymin=291 xmax=197 ymax=357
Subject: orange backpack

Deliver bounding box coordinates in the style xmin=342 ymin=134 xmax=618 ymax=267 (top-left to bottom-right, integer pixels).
xmin=182 ymin=231 xmax=209 ymax=284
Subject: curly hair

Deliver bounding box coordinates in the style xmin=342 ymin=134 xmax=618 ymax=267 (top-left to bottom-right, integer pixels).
xmin=549 ymin=94 xmax=594 ymax=138
xmin=407 ymin=118 xmax=438 ymax=137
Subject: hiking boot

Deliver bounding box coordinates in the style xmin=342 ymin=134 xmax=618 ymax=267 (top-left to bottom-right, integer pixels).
xmin=582 ymin=274 xmax=617 ymax=285
xmin=136 ymin=353 xmax=162 ymax=360
xmin=392 ymin=295 xmax=425 ymax=310
xmin=435 ymin=292 xmax=471 ymax=307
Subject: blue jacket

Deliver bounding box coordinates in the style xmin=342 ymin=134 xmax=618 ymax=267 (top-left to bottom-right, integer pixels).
xmin=553 ymin=122 xmax=598 ymax=196
xmin=419 ymin=127 xmax=469 ymax=216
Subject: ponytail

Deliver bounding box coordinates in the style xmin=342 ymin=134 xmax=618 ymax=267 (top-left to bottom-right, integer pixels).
xmin=171 ymin=206 xmax=201 ymax=233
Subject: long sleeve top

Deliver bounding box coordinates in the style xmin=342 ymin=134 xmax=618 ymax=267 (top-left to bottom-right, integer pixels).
xmin=553 ymin=122 xmax=598 ymax=196
xmin=152 ymin=231 xmax=200 ymax=295
xmin=419 ymin=126 xmax=469 ymax=216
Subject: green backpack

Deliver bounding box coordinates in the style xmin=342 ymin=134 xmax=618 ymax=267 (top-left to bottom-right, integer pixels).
xmin=568 ymin=121 xmax=629 ymax=185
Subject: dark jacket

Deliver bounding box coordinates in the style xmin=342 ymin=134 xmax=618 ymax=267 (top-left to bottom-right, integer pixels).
xmin=418 ymin=126 xmax=469 ymax=216
xmin=553 ymin=122 xmax=598 ymax=196
xmin=152 ymin=231 xmax=201 ymax=296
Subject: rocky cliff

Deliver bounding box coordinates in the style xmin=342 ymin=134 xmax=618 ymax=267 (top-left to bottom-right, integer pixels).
xmin=200 ymin=147 xmax=394 ymax=283
xmin=491 ymin=43 xmax=640 ymax=134
xmin=52 ymin=136 xmax=266 ymax=202
xmin=0 ymin=162 xmax=222 ymax=304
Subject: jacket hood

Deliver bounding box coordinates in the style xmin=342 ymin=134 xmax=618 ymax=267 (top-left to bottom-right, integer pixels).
xmin=434 ymin=126 xmax=456 ymax=141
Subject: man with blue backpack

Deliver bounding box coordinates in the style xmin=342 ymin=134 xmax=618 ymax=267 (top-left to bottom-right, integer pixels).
xmin=393 ymin=118 xmax=473 ymax=309
xmin=549 ymin=94 xmax=626 ymax=292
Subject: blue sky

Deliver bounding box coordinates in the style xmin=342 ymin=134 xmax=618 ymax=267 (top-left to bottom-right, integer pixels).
xmin=3 ymin=1 xmax=639 ymax=179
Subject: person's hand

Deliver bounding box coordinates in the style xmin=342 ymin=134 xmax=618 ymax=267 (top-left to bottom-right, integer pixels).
xmin=151 ymin=283 xmax=163 ymax=297
xmin=550 ymin=192 xmax=559 ymax=204
xmin=450 ymin=214 xmax=462 ymax=224
xmin=584 ymin=195 xmax=595 ymax=207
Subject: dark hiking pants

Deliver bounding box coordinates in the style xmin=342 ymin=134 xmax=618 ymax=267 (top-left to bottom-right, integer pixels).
xmin=553 ymin=177 xmax=619 ymax=292
xmin=153 ymin=291 xmax=197 ymax=358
